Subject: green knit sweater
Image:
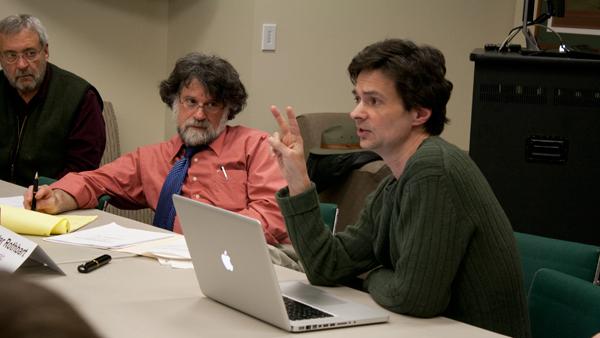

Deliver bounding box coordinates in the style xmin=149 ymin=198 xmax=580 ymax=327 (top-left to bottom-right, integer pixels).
xmin=276 ymin=136 xmax=530 ymax=338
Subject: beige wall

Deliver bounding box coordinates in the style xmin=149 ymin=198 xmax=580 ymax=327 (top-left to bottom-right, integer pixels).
xmin=165 ymin=0 xmax=255 ymax=137
xmin=168 ymin=0 xmax=519 ymax=150
xmin=0 ymin=0 xmax=168 ymax=154
xmin=2 ymin=0 xmax=522 ymax=153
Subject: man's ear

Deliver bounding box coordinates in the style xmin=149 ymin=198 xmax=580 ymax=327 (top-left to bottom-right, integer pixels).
xmin=412 ymin=106 xmax=432 ymax=127
xmin=43 ymin=43 xmax=49 ymax=60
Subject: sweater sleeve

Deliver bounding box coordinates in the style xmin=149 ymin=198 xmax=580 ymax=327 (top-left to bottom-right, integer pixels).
xmin=59 ymin=89 xmax=106 ymax=177
xmin=276 ymin=184 xmax=378 ymax=285
xmin=364 ymin=174 xmax=475 ymax=317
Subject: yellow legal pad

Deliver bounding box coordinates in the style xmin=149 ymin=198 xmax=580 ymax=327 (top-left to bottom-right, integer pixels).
xmin=0 ymin=205 xmax=97 ymax=236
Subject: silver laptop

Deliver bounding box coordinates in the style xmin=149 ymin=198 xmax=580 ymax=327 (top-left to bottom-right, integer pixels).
xmin=173 ymin=195 xmax=389 ymax=332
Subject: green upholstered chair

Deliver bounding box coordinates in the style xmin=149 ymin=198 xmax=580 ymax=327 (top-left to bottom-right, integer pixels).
xmin=514 ymin=232 xmax=600 ymax=294
xmin=529 ymin=268 xmax=600 ymax=338
xmin=37 ymin=175 xmax=55 ymax=187
xmin=319 ymin=202 xmax=339 ymax=233
xmin=38 ymin=176 xmax=110 ymax=211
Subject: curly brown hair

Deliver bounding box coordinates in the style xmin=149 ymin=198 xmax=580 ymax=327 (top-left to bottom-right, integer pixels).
xmin=159 ymin=53 xmax=247 ymax=120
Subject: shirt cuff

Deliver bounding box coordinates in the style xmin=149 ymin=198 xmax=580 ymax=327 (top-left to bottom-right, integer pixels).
xmin=51 ymin=173 xmax=97 ymax=209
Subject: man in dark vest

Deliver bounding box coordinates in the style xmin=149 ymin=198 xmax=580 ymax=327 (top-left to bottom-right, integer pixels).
xmin=0 ymin=14 xmax=105 ymax=187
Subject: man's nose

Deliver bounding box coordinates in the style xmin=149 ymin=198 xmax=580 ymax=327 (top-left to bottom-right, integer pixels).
xmin=350 ymin=101 xmax=365 ymax=120
xmin=15 ymin=56 xmax=30 ymax=69
xmin=192 ymin=108 xmax=207 ymax=120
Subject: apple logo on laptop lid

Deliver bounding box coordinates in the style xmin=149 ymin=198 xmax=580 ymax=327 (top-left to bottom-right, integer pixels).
xmin=221 ymin=250 xmax=234 ymax=271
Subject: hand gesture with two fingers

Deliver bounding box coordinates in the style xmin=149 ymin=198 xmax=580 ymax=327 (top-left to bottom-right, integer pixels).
xmin=268 ymin=105 xmax=312 ymax=196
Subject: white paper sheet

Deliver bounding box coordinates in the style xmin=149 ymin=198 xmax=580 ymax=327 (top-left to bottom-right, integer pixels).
xmin=44 ymin=222 xmax=174 ymax=249
xmin=0 ymin=196 xmax=24 ymax=208
xmin=116 ymin=235 xmax=190 ymax=259
xmin=115 ymin=235 xmax=193 ymax=269
xmin=157 ymin=258 xmax=194 ymax=269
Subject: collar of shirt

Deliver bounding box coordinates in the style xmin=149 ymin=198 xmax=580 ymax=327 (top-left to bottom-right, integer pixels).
xmin=168 ymin=125 xmax=230 ymax=162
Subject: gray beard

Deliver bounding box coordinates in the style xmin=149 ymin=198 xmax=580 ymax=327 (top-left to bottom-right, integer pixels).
xmin=177 ymin=114 xmax=228 ymax=147
xmin=9 ymin=63 xmax=46 ymax=94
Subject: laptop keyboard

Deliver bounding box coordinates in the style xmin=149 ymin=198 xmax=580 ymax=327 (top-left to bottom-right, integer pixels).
xmin=283 ymin=296 xmax=333 ymax=321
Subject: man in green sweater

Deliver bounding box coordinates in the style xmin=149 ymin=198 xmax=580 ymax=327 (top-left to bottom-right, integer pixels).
xmin=268 ymin=39 xmax=530 ymax=338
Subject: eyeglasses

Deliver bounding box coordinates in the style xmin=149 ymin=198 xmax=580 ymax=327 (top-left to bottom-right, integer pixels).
xmin=179 ymin=96 xmax=223 ymax=115
xmin=1 ymin=47 xmax=43 ymax=64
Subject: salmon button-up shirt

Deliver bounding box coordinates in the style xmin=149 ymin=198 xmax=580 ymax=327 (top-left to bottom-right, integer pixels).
xmin=53 ymin=125 xmax=290 ymax=245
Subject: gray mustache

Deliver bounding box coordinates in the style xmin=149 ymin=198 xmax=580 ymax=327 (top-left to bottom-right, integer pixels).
xmin=15 ymin=70 xmax=33 ymax=77
xmin=185 ymin=120 xmax=210 ymax=128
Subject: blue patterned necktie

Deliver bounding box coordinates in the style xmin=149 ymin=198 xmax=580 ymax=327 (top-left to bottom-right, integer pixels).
xmin=153 ymin=146 xmax=199 ymax=230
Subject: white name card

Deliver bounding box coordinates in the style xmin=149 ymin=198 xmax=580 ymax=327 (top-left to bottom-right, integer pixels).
xmin=0 ymin=225 xmax=64 ymax=274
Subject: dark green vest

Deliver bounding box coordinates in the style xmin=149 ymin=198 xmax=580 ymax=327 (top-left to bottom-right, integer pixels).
xmin=0 ymin=63 xmax=102 ymax=186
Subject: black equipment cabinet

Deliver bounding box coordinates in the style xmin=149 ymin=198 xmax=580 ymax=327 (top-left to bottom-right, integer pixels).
xmin=469 ymin=49 xmax=600 ymax=245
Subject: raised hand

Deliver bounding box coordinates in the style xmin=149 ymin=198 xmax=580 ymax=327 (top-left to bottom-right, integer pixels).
xmin=268 ymin=105 xmax=312 ymax=196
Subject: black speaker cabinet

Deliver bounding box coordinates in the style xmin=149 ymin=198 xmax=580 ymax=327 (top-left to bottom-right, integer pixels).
xmin=469 ymin=49 xmax=600 ymax=245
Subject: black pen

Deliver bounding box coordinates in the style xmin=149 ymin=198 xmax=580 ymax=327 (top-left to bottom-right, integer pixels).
xmin=31 ymin=171 xmax=39 ymax=211
xmin=77 ymin=254 xmax=112 ymax=273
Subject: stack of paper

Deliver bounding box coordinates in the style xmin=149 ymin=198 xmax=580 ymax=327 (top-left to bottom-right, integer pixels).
xmin=116 ymin=235 xmax=193 ymax=269
xmin=43 ymin=223 xmax=190 ymax=268
xmin=0 ymin=204 xmax=97 ymax=236
xmin=44 ymin=222 xmax=174 ymax=249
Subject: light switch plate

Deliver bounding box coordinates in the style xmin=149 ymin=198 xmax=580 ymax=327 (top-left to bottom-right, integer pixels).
xmin=261 ymin=23 xmax=276 ymax=51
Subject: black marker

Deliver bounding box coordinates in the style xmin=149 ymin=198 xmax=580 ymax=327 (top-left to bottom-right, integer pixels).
xmin=77 ymin=254 xmax=111 ymax=273
xmin=31 ymin=171 xmax=39 ymax=211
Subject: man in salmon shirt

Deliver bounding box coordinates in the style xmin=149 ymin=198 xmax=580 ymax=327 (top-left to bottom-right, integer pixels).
xmin=24 ymin=52 xmax=295 ymax=266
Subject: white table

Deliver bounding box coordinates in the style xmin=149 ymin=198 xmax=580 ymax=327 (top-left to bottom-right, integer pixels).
xmin=2 ymin=180 xmax=506 ymax=337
